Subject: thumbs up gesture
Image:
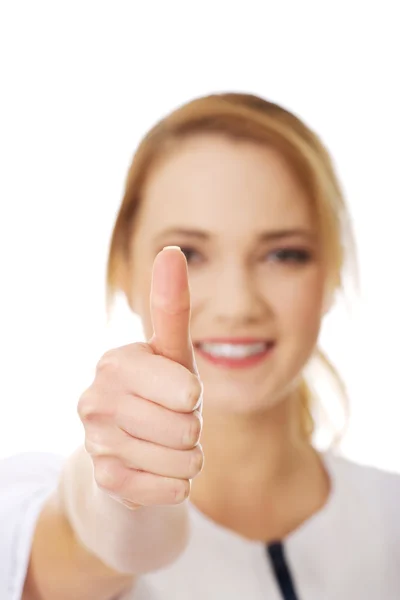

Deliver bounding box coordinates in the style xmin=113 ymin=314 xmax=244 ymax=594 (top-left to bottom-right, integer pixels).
xmin=78 ymin=247 xmax=204 ymax=508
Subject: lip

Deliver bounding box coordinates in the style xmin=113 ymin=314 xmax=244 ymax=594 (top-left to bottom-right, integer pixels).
xmin=193 ymin=338 xmax=276 ymax=370
xmin=194 ymin=337 xmax=271 ymax=344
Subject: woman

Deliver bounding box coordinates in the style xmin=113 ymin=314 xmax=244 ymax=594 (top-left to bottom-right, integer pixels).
xmin=2 ymin=93 xmax=399 ymax=600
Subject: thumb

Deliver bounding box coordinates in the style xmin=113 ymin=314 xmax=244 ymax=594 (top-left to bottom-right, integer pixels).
xmin=149 ymin=246 xmax=196 ymax=373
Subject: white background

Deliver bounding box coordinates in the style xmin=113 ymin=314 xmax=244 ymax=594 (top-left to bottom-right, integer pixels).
xmin=0 ymin=1 xmax=399 ymax=471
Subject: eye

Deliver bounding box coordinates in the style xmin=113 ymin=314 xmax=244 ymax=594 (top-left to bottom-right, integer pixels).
xmin=180 ymin=246 xmax=204 ymax=265
xmin=267 ymin=248 xmax=313 ymax=264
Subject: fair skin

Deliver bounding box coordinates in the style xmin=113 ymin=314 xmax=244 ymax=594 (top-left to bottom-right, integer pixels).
xmin=24 ymin=133 xmax=330 ymax=599
xmin=24 ymin=251 xmax=200 ymax=600
xmin=130 ymin=134 xmax=330 ymax=539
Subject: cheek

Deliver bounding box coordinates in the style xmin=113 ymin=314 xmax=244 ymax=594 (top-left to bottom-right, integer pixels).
xmin=268 ymin=267 xmax=325 ymax=337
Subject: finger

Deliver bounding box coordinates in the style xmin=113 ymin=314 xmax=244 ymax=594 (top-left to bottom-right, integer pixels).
xmin=86 ymin=427 xmax=204 ymax=479
xmin=94 ymin=345 xmax=202 ymax=413
xmin=115 ymin=395 xmax=202 ymax=449
xmin=93 ymin=456 xmax=191 ymax=506
xmin=149 ymin=246 xmax=196 ymax=373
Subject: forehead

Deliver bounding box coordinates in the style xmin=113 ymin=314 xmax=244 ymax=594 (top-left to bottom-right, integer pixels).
xmin=138 ymin=134 xmax=314 ymax=240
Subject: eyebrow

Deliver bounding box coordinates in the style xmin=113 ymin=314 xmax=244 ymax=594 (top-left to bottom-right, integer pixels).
xmin=155 ymin=227 xmax=317 ymax=243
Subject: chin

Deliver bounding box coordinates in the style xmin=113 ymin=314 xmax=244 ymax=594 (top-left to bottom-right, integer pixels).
xmin=193 ymin=342 xmax=310 ymax=416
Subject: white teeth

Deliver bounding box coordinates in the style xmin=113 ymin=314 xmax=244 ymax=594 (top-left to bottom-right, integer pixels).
xmin=199 ymin=342 xmax=267 ymax=359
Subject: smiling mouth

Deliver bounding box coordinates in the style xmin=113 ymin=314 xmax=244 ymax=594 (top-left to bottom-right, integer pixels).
xmin=193 ymin=340 xmax=276 ymax=368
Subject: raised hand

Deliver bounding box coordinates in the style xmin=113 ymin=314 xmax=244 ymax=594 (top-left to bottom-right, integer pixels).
xmin=78 ymin=247 xmax=203 ymax=508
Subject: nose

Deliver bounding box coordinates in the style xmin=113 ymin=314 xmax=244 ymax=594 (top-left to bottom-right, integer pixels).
xmin=211 ymin=263 xmax=271 ymax=325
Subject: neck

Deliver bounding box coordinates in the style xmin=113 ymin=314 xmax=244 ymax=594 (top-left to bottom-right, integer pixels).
xmin=190 ymin=394 xmax=328 ymax=540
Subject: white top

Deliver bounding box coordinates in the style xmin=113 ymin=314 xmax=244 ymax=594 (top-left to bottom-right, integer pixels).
xmin=1 ymin=451 xmax=400 ymax=599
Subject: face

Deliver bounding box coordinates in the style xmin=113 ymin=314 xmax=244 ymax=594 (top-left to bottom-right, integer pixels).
xmin=129 ymin=134 xmax=327 ymax=415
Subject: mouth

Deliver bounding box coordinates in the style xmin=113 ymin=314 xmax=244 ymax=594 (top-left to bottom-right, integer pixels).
xmin=194 ymin=338 xmax=276 ymax=369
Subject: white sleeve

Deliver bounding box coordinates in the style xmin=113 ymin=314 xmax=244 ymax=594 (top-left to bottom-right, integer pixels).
xmin=0 ymin=452 xmax=64 ymax=600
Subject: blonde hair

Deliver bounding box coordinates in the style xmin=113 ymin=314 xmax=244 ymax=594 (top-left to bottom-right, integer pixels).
xmin=106 ymin=92 xmax=356 ymax=444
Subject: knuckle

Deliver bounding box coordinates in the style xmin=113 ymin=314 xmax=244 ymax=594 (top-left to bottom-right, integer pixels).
xmin=96 ymin=350 xmax=120 ymax=375
xmin=93 ymin=458 xmax=127 ymax=494
xmin=182 ymin=375 xmax=203 ymax=412
xmin=187 ymin=446 xmax=204 ymax=478
xmin=172 ymin=479 xmax=191 ymax=504
xmin=77 ymin=390 xmax=97 ymax=422
xmin=132 ymin=341 xmax=153 ymax=354
xmin=84 ymin=437 xmax=95 ymax=455
xmin=84 ymin=435 xmax=107 ymax=458
xmin=183 ymin=411 xmax=202 ymax=448
xmin=78 ymin=389 xmax=113 ymax=422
